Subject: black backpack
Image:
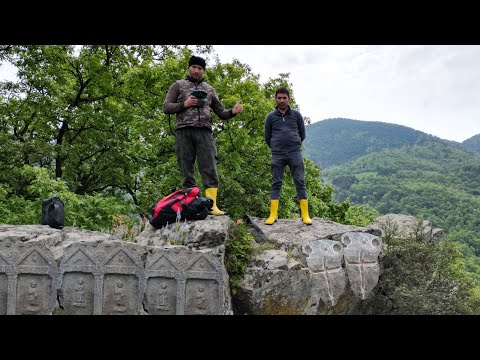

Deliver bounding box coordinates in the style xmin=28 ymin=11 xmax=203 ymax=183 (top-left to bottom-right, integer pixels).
xmin=41 ymin=197 xmax=65 ymax=229
xmin=149 ymin=187 xmax=213 ymax=229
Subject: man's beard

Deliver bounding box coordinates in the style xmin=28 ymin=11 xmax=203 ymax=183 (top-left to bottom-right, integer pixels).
xmin=190 ymin=74 xmax=201 ymax=82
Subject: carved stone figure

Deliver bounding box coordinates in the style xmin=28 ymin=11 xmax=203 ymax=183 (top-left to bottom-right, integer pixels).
xmin=73 ymin=278 xmax=86 ymax=307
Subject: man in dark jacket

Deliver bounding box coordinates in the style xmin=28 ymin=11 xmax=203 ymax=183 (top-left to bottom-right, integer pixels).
xmin=163 ymin=55 xmax=243 ymax=215
xmin=264 ymin=87 xmax=312 ymax=225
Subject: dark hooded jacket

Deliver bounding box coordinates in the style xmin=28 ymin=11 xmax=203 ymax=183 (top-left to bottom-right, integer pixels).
xmin=264 ymin=105 xmax=306 ymax=154
xmin=163 ymin=75 xmax=236 ymax=131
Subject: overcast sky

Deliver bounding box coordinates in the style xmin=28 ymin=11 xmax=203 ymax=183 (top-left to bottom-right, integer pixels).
xmin=1 ymin=45 xmax=479 ymax=142
xmin=212 ymin=45 xmax=480 ymax=143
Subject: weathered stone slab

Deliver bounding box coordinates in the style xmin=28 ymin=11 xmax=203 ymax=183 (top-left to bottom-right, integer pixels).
xmin=62 ymin=273 xmax=95 ymax=315
xmin=59 ymin=241 xmax=146 ymax=315
xmin=58 ymin=243 xmax=97 ymax=315
xmin=0 ymin=225 xmax=63 ymax=247
xmin=247 ymin=216 xmax=368 ymax=258
xmin=144 ymin=247 xmax=184 ymax=315
xmin=431 ymin=228 xmax=445 ymax=241
xmin=367 ymin=214 xmax=432 ymax=241
xmin=235 ymin=269 xmax=312 ymax=315
xmin=184 ymin=216 xmax=230 ymax=249
xmin=0 ymin=241 xmax=58 ymax=315
xmin=341 ymin=232 xmax=382 ymax=300
xmin=255 ymin=250 xmax=289 ymax=270
xmin=184 ymin=251 xmax=224 ymax=314
xmin=136 ymin=222 xmax=182 ymax=247
xmin=144 ymin=246 xmax=225 ymax=315
xmin=52 ymin=227 xmax=112 ymax=264
xmin=136 ymin=216 xmax=229 ymax=250
xmin=302 ymin=239 xmax=345 ymax=307
xmin=145 ymin=276 xmax=178 ymax=315
xmin=0 ymin=273 xmax=7 ymax=315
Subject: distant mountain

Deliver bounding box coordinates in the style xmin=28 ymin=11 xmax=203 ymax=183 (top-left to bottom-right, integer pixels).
xmin=320 ymin=141 xmax=480 ymax=279
xmin=302 ymin=118 xmax=480 ymax=279
xmin=462 ymin=134 xmax=480 ymax=155
xmin=304 ymin=118 xmax=455 ymax=168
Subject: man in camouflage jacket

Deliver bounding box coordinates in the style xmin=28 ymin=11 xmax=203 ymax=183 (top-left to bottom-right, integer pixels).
xmin=163 ymin=55 xmax=243 ymax=215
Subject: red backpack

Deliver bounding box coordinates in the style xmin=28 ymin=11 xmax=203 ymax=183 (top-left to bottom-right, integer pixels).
xmin=149 ymin=187 xmax=213 ymax=229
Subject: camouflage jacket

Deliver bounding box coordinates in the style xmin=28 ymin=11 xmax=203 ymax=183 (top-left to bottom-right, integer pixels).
xmin=163 ymin=75 xmax=236 ymax=131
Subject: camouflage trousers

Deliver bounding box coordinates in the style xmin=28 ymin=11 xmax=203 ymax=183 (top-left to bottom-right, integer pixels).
xmin=175 ymin=126 xmax=219 ymax=189
xmin=270 ymin=151 xmax=307 ymax=200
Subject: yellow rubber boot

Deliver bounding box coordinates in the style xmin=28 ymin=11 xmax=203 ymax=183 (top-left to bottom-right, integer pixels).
xmin=265 ymin=200 xmax=279 ymax=225
xmin=205 ymin=188 xmax=225 ymax=215
xmin=300 ymin=199 xmax=312 ymax=225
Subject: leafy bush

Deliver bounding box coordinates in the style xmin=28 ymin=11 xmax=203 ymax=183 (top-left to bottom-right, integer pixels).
xmin=225 ymin=221 xmax=254 ymax=295
xmin=0 ymin=165 xmax=134 ymax=232
xmin=363 ymin=218 xmax=480 ymax=314
xmin=344 ymin=203 xmax=379 ymax=226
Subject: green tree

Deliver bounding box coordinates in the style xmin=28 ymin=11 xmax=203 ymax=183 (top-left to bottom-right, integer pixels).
xmin=363 ymin=218 xmax=479 ymax=314
xmin=1 ymin=45 xmax=348 ymax=230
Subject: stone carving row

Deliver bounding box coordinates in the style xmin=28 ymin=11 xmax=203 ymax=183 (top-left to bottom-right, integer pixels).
xmin=0 ymin=241 xmax=225 ymax=315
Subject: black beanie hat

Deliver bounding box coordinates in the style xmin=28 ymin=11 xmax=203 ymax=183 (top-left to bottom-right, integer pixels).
xmin=189 ymin=55 xmax=206 ymax=69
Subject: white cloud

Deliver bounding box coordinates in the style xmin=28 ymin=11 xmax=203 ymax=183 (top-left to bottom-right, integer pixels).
xmin=2 ymin=46 xmax=479 ymax=142
xmin=213 ymin=45 xmax=480 ymax=142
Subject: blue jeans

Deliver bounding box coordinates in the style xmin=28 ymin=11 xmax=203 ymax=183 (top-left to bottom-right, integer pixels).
xmin=270 ymin=151 xmax=307 ymax=200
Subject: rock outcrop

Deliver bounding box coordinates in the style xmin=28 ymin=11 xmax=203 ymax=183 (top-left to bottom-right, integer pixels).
xmin=234 ymin=217 xmax=382 ymax=315
xmin=0 ymin=213 xmax=441 ymax=315
xmin=233 ymin=214 xmax=443 ymax=315
xmin=0 ymin=216 xmax=232 ymax=315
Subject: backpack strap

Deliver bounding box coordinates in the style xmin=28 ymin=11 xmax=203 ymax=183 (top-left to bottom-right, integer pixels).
xmin=183 ymin=187 xmax=200 ymax=205
xmin=153 ymin=190 xmax=184 ymax=218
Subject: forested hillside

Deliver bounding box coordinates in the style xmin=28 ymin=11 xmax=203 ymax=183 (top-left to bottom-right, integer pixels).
xmin=462 ymin=134 xmax=480 ymax=155
xmin=321 ymin=141 xmax=480 ymax=279
xmin=304 ymin=118 xmax=454 ymax=168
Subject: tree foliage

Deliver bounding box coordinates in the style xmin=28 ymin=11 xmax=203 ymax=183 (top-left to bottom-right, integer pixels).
xmin=321 ymin=141 xmax=480 ymax=281
xmin=362 ymin=218 xmax=480 ymax=314
xmin=0 ymin=45 xmax=348 ymax=230
xmin=0 ymin=165 xmax=132 ymax=230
